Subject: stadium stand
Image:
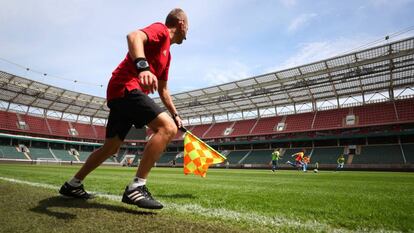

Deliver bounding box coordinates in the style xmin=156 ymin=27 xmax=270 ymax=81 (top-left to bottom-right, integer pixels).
xmin=310 ymin=147 xmax=345 ymax=164
xmin=115 ymin=148 xmax=127 ymax=163
xmin=93 ymin=125 xmax=106 ymax=140
xmin=77 ymin=151 xmax=90 ymax=161
xmin=352 ymin=145 xmax=404 ymax=164
xmin=0 ymin=110 xmax=19 ymax=131
xmin=313 ymin=108 xmax=349 ymax=130
xmin=46 ymin=118 xmax=71 ymax=137
xmin=353 ymin=102 xmax=397 ymax=126
xmin=204 ymin=122 xmax=233 ymax=138
xmin=395 ymin=98 xmax=414 ymax=122
xmin=52 ymin=149 xmax=77 ymax=162
xmin=242 ymin=149 xmax=273 ymax=164
xmin=401 ymin=143 xmax=414 ymax=164
xmin=226 ymin=150 xmax=249 ymax=164
xmin=284 ymin=112 xmax=314 ymax=132
xmin=20 ymin=113 xmax=50 ymax=135
xmin=0 ymin=145 xmax=27 ymax=160
xmin=190 ymin=124 xmax=211 ymax=138
xmin=158 ymin=152 xmax=178 ymax=164
xmin=28 ymin=147 xmax=55 ymax=160
xmin=251 ymin=116 xmax=283 ymax=135
xmin=71 ymin=122 xmax=97 ymax=139
xmin=230 ymin=119 xmax=257 ymax=137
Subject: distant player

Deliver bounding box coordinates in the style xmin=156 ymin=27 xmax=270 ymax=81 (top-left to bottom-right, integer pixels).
xmin=302 ymin=155 xmax=310 ymax=172
xmin=270 ymin=149 xmax=280 ymax=172
xmin=286 ymin=150 xmax=304 ymax=170
xmin=314 ymin=162 xmax=319 ymax=173
xmin=335 ymin=154 xmax=346 ymax=171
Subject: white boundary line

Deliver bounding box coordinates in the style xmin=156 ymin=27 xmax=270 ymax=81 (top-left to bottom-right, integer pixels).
xmin=0 ymin=176 xmax=400 ymax=233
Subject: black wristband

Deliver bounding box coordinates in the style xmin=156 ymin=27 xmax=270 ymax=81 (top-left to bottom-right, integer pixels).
xmin=134 ymin=58 xmax=150 ymax=73
xmin=172 ymin=113 xmax=179 ymax=118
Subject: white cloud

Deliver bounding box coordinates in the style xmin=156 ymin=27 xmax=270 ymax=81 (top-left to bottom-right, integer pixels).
xmin=279 ymin=0 xmax=297 ymax=8
xmin=288 ymin=13 xmax=317 ymax=33
xmin=266 ymin=36 xmax=378 ymax=72
xmin=204 ymin=61 xmax=251 ymax=85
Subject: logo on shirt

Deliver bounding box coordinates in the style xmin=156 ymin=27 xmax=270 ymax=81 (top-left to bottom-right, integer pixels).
xmin=163 ymin=50 xmax=167 ymax=57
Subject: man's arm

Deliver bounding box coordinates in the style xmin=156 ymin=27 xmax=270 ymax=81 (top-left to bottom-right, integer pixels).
xmin=158 ymin=80 xmax=182 ymax=128
xmin=126 ymin=30 xmax=158 ymax=94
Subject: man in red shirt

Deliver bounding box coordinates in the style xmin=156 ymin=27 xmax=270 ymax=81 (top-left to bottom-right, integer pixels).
xmin=59 ymin=8 xmax=188 ymax=210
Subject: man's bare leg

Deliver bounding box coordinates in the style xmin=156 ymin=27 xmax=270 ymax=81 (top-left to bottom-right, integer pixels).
xmin=136 ymin=112 xmax=177 ymax=179
xmin=74 ymin=136 xmax=123 ymax=180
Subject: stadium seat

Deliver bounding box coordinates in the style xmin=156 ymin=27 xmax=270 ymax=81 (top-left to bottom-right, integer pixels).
xmin=395 ymin=98 xmax=414 ymax=122
xmin=0 ymin=145 xmax=28 ymax=160
xmin=313 ymin=108 xmax=349 ymax=130
xmin=311 ymin=147 xmax=345 ymax=164
xmin=0 ymin=110 xmax=19 ymax=131
xmin=204 ymin=122 xmax=233 ymax=138
xmin=242 ymin=149 xmax=273 ymax=164
xmin=284 ymin=112 xmax=315 ymax=132
xmin=352 ymin=145 xmax=404 ymax=164
xmin=251 ymin=116 xmax=283 ymax=135
xmin=226 ymin=150 xmax=249 ymax=164
xmin=353 ymin=102 xmax=397 ymax=126
xmin=230 ymin=119 xmax=257 ymax=137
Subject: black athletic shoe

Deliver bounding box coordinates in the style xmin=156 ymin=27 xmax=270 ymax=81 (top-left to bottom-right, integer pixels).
xmin=59 ymin=182 xmax=93 ymax=199
xmin=122 ymin=185 xmax=163 ymax=209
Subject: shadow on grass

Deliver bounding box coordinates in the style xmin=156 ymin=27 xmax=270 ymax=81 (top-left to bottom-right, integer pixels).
xmin=30 ymin=196 xmax=156 ymax=220
xmin=157 ymin=193 xmax=195 ymax=199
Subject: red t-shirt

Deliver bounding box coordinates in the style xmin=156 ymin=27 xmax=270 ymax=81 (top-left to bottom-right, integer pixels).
xmin=106 ymin=22 xmax=171 ymax=101
xmin=295 ymin=152 xmax=304 ymax=161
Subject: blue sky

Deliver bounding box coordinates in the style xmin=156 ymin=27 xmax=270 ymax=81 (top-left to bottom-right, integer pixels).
xmin=0 ymin=0 xmax=413 ymax=98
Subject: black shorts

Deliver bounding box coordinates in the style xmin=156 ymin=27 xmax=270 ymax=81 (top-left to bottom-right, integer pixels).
xmin=106 ymin=89 xmax=163 ymax=141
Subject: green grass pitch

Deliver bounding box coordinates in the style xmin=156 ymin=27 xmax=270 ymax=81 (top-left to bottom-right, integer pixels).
xmin=0 ymin=164 xmax=413 ymax=233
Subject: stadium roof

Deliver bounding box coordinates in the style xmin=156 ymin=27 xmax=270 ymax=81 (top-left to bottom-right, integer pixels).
xmin=0 ymin=37 xmax=413 ymax=124
xmin=154 ymin=36 xmax=414 ymax=119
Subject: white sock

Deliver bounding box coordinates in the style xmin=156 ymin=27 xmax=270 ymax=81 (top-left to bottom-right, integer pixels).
xmin=68 ymin=177 xmax=82 ymax=187
xmin=128 ymin=177 xmax=146 ymax=191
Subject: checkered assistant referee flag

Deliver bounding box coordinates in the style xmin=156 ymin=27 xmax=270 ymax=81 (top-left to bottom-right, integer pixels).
xmin=181 ymin=128 xmax=227 ymax=177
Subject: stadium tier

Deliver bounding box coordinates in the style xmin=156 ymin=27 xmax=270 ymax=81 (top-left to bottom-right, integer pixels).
xmin=28 ymin=147 xmax=55 ymax=160
xmin=242 ymin=149 xmax=273 ymax=164
xmin=171 ymin=98 xmax=413 ymax=140
xmin=204 ymin=121 xmax=233 ymax=138
xmin=226 ymin=150 xmax=249 ymax=164
xmin=313 ymin=108 xmax=349 ymax=130
xmin=396 ymin=98 xmax=414 ymax=122
xmin=1 ymin=98 xmax=413 ymax=141
xmin=157 ymin=152 xmax=178 ymax=163
xmin=0 ymin=145 xmax=27 ymax=160
xmin=284 ymin=112 xmax=314 ymax=132
xmin=311 ymin=147 xmax=345 ymax=164
xmin=352 ymin=145 xmax=404 ymax=164
xmin=0 ymin=110 xmax=106 ymax=140
xmin=20 ymin=113 xmax=50 ymax=135
xmin=115 ymin=148 xmax=127 ymax=163
xmin=250 ymin=116 xmax=283 ymax=135
xmin=353 ymin=102 xmax=397 ymax=126
xmin=402 ymin=143 xmax=414 ymax=163
xmin=52 ymin=149 xmax=78 ymax=162
xmin=230 ymin=119 xmax=257 ymax=136
xmin=190 ymin=124 xmax=211 ymax=138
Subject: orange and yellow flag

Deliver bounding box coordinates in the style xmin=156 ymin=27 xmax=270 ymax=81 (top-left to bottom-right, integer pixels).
xmin=183 ymin=131 xmax=226 ymax=177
